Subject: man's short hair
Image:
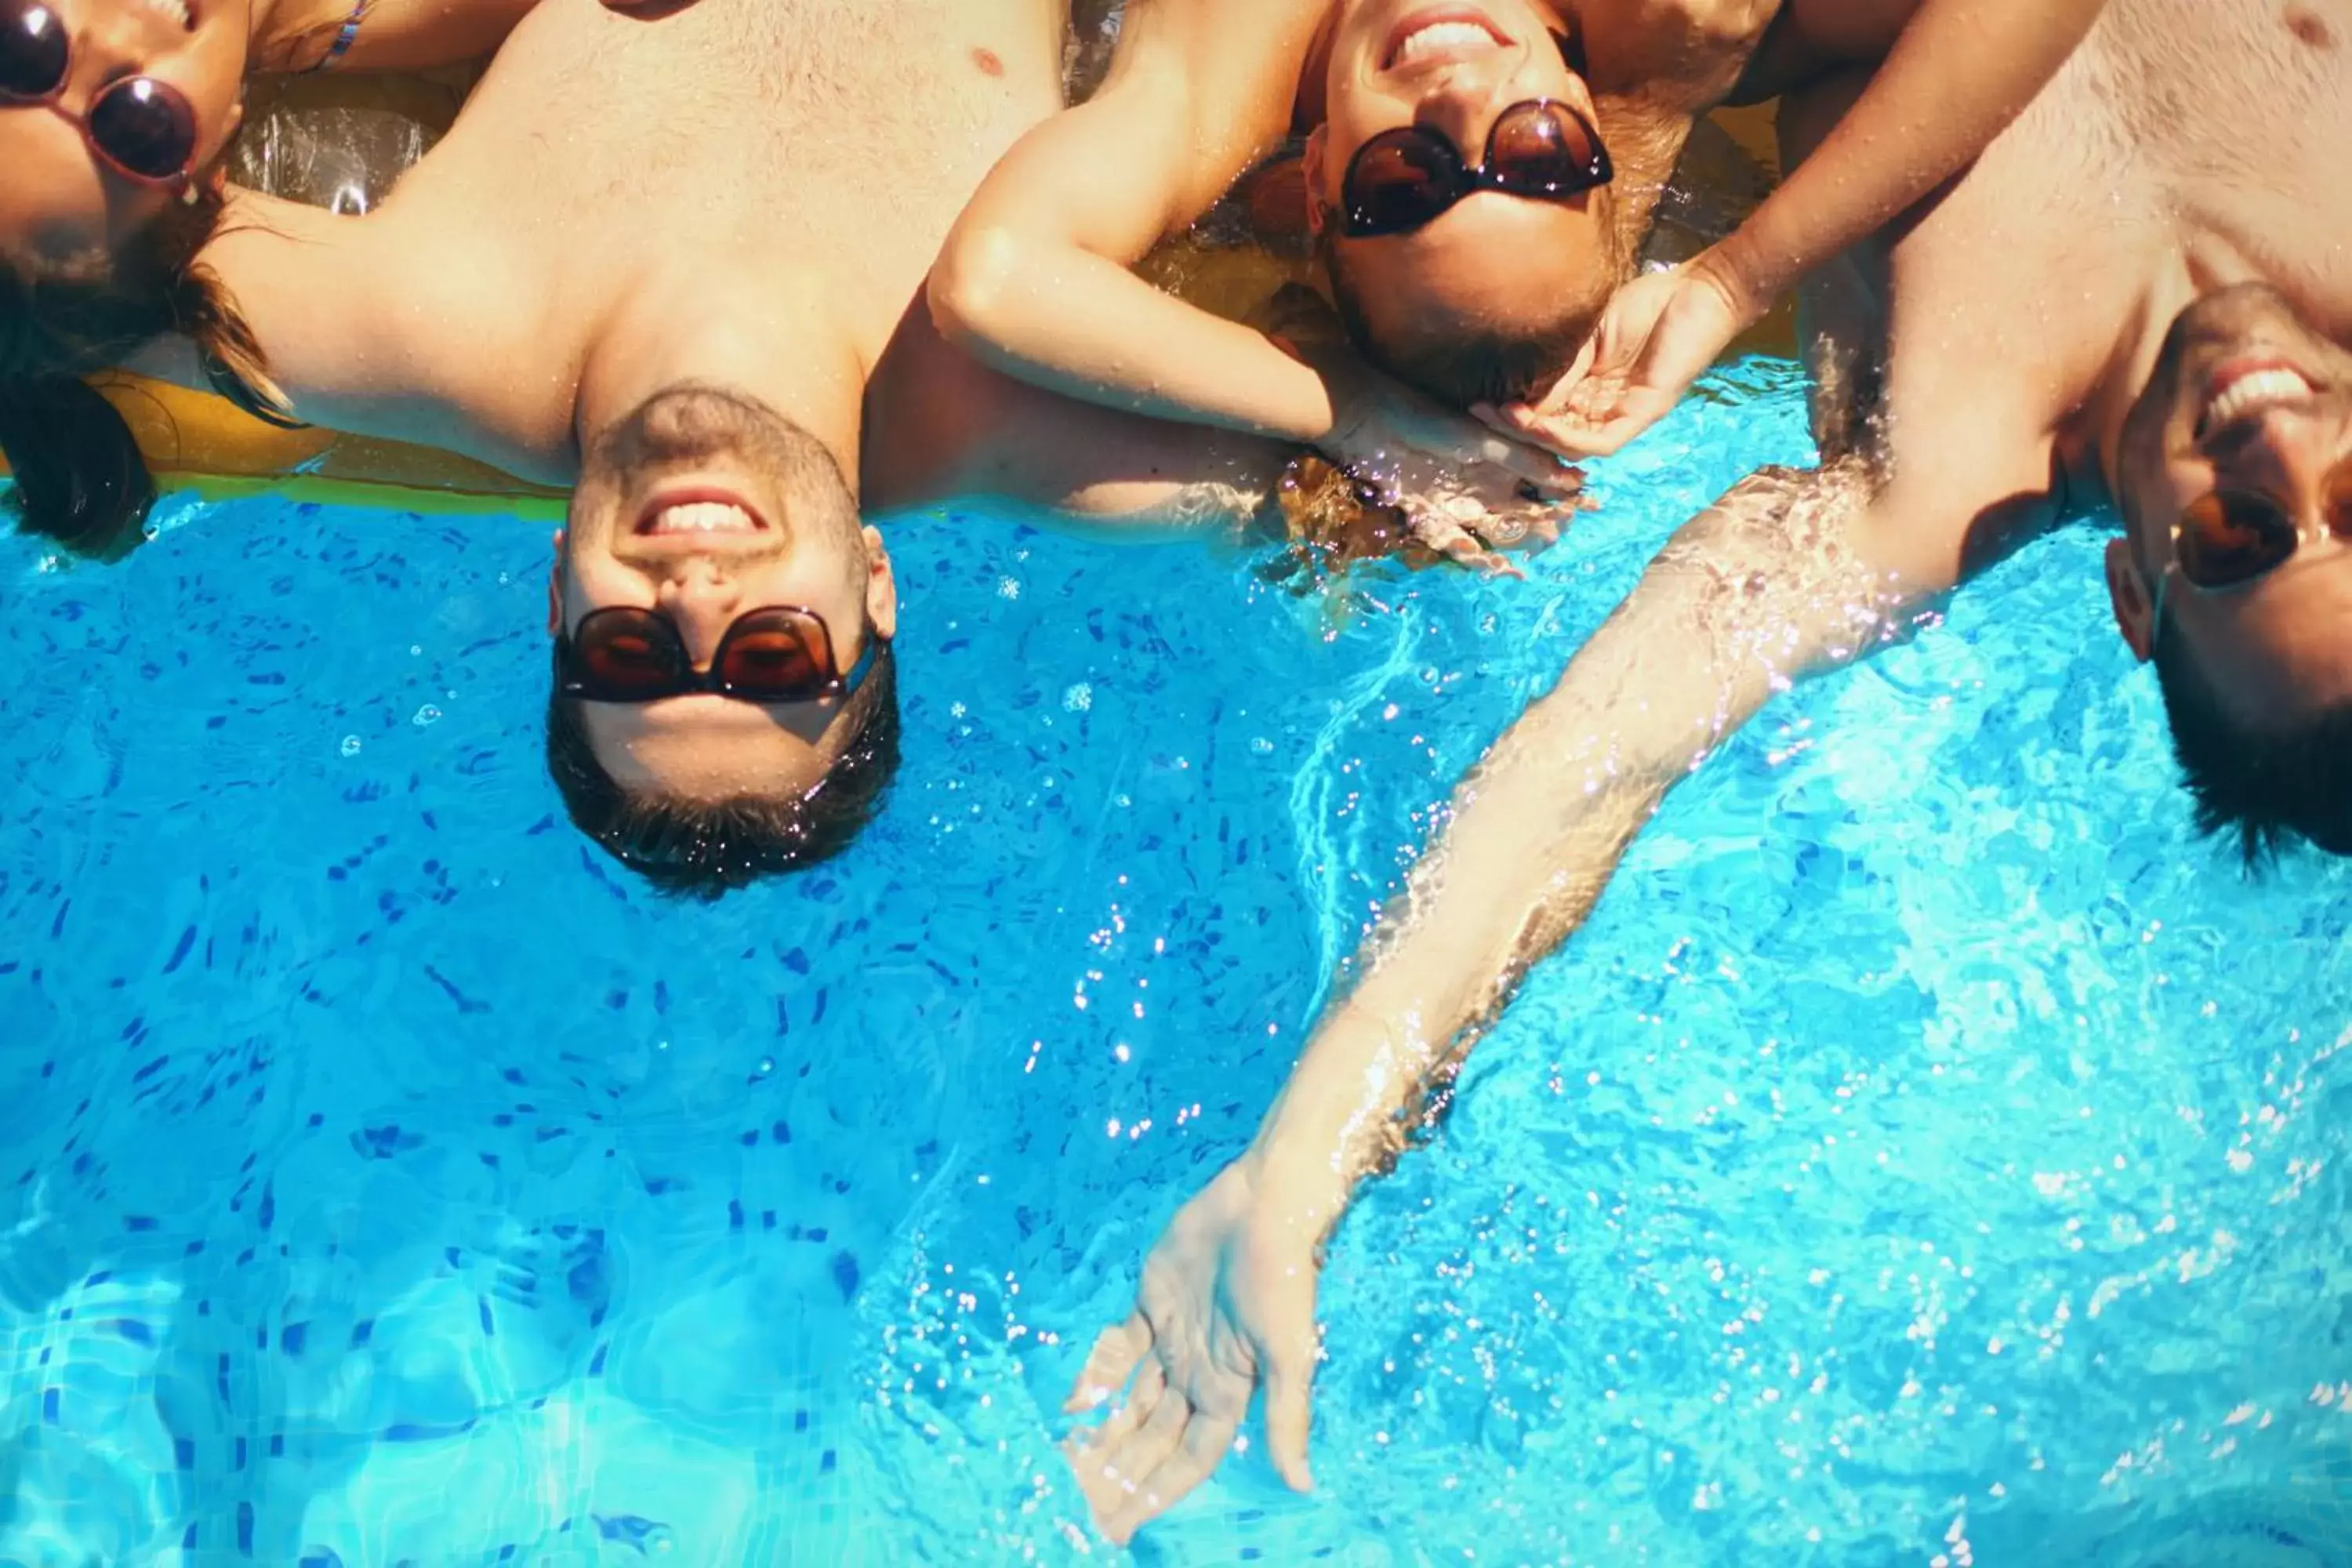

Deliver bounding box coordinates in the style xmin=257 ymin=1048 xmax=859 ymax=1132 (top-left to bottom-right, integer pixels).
xmin=545 ymin=641 xmax=902 ymax=898
xmin=2154 ymin=626 xmax=2352 ymax=865
xmin=1319 ymin=232 xmax=1608 ymax=409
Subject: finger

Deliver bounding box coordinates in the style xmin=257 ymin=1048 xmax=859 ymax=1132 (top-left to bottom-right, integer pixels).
xmin=1501 ymin=405 xmax=1617 ymax=463
xmin=1101 ymin=1386 xmax=1192 ymax=1501
xmin=1492 ymin=412 xmax=1593 ymax=467
xmin=1454 ymin=431 xmax=1574 ymax=489
xmin=1573 ymin=409 xmax=1662 ymax=459
xmin=1075 ymin=1357 xmax=1167 ymax=1454
xmin=1468 ymin=403 xmax=1519 ymax=441
xmin=1263 ymin=1356 xmax=1317 ymax=1494
xmin=1545 ymin=420 xmax=1630 ymax=460
xmin=1494 ymin=508 xmax=1563 ymax=554
xmin=1065 ymin=1313 xmax=1151 ymax=1413
xmin=1478 ymin=512 xmax=1530 ymax=550
xmin=1610 ymin=386 xmax=1677 ymax=440
xmin=1103 ymin=1412 xmax=1243 ymax=1545
xmin=1519 ymin=471 xmax=1581 ymax=506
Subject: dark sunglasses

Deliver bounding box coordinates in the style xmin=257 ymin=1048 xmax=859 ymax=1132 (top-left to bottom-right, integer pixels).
xmin=557 ymin=605 xmax=882 ymax=706
xmin=1339 ymin=99 xmax=1610 ymax=239
xmin=0 ymin=0 xmax=199 ymax=187
xmin=2154 ymin=459 xmax=2352 ymax=631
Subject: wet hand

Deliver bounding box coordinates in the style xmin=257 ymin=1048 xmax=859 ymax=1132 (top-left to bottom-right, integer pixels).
xmin=1483 ymin=251 xmax=1758 ymax=460
xmin=1327 ymin=365 xmax=1579 ymax=490
xmin=1323 ymin=370 xmax=1583 ymax=575
xmin=1063 ymin=1153 xmax=1337 ymax=1545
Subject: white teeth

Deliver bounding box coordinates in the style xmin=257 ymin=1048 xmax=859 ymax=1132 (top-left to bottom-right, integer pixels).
xmin=1394 ymin=20 xmax=1501 ymax=65
xmin=648 ymin=501 xmax=758 ymax=535
xmin=2202 ymin=368 xmax=2312 ymax=432
xmin=141 ymin=0 xmax=191 ymax=29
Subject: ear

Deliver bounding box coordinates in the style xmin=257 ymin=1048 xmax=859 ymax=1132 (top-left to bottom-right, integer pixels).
xmin=1301 ymin=124 xmax=1330 ymax=240
xmin=2105 ymin=536 xmax=2157 ymax=662
xmin=862 ymin=524 xmax=899 ymax=642
xmin=546 ymin=531 xmax=568 ymax=637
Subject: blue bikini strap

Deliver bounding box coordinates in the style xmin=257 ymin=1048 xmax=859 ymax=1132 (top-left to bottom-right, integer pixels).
xmin=307 ymin=0 xmax=369 ymax=73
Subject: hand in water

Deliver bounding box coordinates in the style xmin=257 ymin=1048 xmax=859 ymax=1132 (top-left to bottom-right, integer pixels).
xmin=1479 ymin=249 xmax=1759 ymax=460
xmin=1063 ymin=1153 xmax=1337 ymax=1544
xmin=1323 ymin=368 xmax=1584 ymax=572
xmin=1260 ymin=286 xmax=1581 ymax=569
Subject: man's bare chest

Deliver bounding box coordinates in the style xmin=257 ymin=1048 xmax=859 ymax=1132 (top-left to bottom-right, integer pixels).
xmin=406 ymin=0 xmax=1062 ymax=226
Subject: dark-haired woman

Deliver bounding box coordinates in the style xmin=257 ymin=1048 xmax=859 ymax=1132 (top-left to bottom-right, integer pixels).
xmin=0 ymin=0 xmax=538 ymax=549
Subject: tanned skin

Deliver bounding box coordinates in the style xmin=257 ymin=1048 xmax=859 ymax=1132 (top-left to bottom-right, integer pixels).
xmin=1064 ymin=0 xmax=2352 ymax=1544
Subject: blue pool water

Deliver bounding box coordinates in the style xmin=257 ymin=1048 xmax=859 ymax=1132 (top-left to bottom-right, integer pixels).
xmin=2 ymin=361 xmax=2348 ymax=1565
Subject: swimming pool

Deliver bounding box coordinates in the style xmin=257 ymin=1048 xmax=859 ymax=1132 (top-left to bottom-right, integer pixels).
xmin=2 ymin=359 xmax=2347 ymax=1565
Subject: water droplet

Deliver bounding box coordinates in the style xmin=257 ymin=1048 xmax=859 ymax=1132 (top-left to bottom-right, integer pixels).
xmin=1250 ymin=737 xmax=1275 ymax=756
xmin=339 ymin=736 xmax=362 ymax=758
xmin=412 ymin=705 xmax=443 ymax=728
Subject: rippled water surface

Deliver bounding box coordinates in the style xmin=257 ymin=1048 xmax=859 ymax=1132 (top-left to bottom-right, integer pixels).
xmin=2 ymin=361 xmax=2347 ymax=1565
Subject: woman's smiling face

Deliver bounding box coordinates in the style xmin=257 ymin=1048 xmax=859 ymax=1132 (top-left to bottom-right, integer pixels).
xmin=0 ymin=0 xmax=252 ymax=264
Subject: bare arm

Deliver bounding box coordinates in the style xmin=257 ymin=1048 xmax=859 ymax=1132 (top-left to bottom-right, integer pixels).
xmin=1247 ymin=460 xmax=1919 ymax=1189
xmin=125 ymin=191 xmax=564 ymax=481
xmin=1504 ymin=0 xmax=2103 ymax=458
xmin=1058 ymin=459 xmax=1969 ymax=1544
xmin=260 ymin=0 xmax=544 ymax=72
xmin=1704 ymin=0 xmax=2107 ymax=317
xmin=926 ymin=0 xmax=1346 ymax=445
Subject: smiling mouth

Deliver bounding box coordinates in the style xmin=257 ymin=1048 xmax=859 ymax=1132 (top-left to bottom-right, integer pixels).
xmin=2198 ymin=359 xmax=2315 ymax=440
xmin=1383 ymin=9 xmax=1510 ymax=70
xmin=140 ymin=0 xmax=197 ymax=32
xmin=635 ymin=489 xmax=769 ymax=537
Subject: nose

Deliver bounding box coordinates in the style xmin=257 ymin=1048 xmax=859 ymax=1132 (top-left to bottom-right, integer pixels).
xmin=1414 ymin=82 xmax=1507 ymax=158
xmin=653 ymin=561 xmax=744 ymax=669
xmin=64 ymin=5 xmax=176 ymax=90
xmin=2207 ymin=402 xmax=2352 ymax=529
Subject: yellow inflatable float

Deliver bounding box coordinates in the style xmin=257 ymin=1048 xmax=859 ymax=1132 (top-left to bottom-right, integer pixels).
xmin=2 ymin=48 xmax=1782 ymax=528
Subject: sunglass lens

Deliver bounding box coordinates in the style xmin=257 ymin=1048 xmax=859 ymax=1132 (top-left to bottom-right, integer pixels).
xmin=87 ymin=77 xmax=197 ymax=181
xmin=718 ymin=612 xmax=829 ymax=699
xmin=1487 ymin=103 xmax=1605 ymax=194
xmin=2178 ymin=492 xmax=2300 ymax=590
xmin=577 ymin=611 xmax=686 ymax=696
xmin=0 ymin=0 xmax=67 ymax=100
xmin=1345 ymin=133 xmax=1457 ymax=235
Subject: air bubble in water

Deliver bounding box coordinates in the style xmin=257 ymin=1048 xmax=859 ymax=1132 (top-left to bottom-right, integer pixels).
xmin=339 ymin=736 xmax=362 ymax=758
xmin=412 ymin=705 xmax=443 ymax=728
xmin=1063 ymin=683 xmax=1093 ymax=713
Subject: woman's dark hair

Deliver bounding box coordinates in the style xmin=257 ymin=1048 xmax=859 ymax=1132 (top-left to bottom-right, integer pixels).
xmin=1 ymin=187 xmax=285 ymax=557
xmin=2154 ymin=621 xmax=2352 ymax=866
